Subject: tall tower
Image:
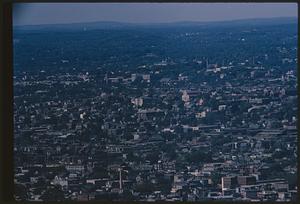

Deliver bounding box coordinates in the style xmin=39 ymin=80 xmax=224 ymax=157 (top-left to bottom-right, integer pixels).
xmin=105 ymin=73 xmax=108 ymax=84
xmin=206 ymin=58 xmax=209 ymax=68
xmin=118 ymin=168 xmax=123 ymax=193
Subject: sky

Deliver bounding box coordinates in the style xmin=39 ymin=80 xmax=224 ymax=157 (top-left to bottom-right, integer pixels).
xmin=13 ymin=3 xmax=298 ymax=26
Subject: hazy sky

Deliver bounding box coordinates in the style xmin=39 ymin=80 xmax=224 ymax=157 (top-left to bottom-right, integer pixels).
xmin=14 ymin=3 xmax=298 ymax=26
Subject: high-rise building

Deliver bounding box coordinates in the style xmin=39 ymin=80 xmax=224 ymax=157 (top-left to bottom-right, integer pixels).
xmin=237 ymin=176 xmax=256 ymax=186
xmin=221 ymin=176 xmax=238 ymax=191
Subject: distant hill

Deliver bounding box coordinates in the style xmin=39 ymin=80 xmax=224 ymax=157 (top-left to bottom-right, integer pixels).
xmin=145 ymin=17 xmax=298 ymax=27
xmin=14 ymin=21 xmax=136 ymax=32
xmin=14 ymin=17 xmax=297 ymax=32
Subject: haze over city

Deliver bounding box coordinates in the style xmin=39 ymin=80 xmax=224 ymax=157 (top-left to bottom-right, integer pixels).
xmin=14 ymin=3 xmax=297 ymax=26
xmin=13 ymin=2 xmax=297 ymax=202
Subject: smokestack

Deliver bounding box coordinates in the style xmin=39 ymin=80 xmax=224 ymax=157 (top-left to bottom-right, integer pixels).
xmin=119 ymin=168 xmax=122 ymax=192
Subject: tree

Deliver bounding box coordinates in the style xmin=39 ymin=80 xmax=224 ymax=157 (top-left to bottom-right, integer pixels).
xmin=92 ymin=166 xmax=109 ymax=178
xmin=135 ymin=183 xmax=155 ymax=194
xmin=186 ymin=150 xmax=212 ymax=164
xmin=40 ymin=185 xmax=65 ymax=201
xmin=14 ymin=184 xmax=28 ymax=201
xmin=145 ymin=152 xmax=160 ymax=164
xmin=211 ymin=172 xmax=222 ymax=187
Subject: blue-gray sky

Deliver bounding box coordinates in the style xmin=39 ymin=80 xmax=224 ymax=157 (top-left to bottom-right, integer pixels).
xmin=13 ymin=3 xmax=298 ymax=26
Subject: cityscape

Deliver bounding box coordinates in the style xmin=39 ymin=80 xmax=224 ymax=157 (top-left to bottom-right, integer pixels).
xmin=13 ymin=3 xmax=297 ymax=202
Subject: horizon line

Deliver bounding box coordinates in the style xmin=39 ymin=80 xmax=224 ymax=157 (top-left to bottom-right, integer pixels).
xmin=13 ymin=16 xmax=298 ymax=27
